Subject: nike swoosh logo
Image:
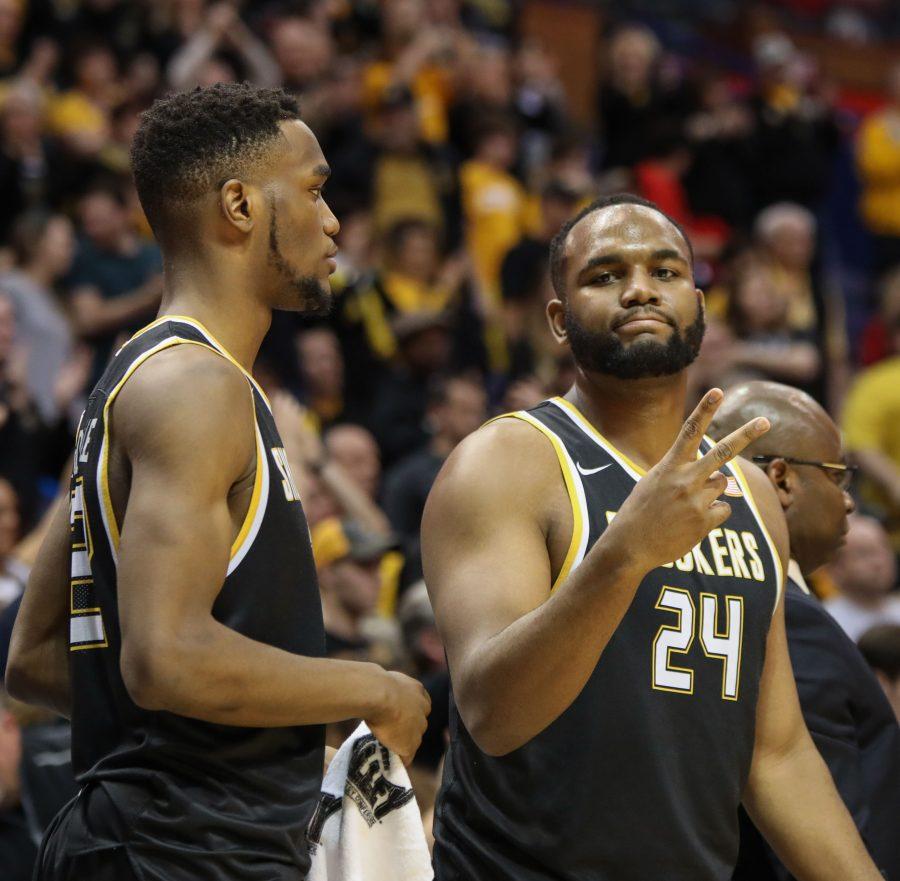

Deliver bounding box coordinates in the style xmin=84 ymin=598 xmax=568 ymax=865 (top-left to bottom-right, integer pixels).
xmin=576 ymin=462 xmax=612 ymax=476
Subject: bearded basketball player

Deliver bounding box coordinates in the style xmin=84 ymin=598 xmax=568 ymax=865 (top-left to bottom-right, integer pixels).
xmin=422 ymin=194 xmax=882 ymax=881
xmin=6 ymin=84 xmax=429 ymax=881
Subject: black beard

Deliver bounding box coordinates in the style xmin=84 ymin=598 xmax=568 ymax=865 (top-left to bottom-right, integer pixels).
xmin=268 ymin=209 xmax=332 ymax=315
xmin=564 ymin=303 xmax=705 ymax=379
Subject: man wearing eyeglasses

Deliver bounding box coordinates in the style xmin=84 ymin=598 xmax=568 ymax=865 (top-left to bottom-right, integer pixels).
xmin=710 ymin=380 xmax=900 ymax=881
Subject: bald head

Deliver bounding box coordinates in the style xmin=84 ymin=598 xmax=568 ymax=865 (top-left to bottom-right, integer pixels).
xmin=710 ymin=381 xmax=853 ymax=576
xmin=708 ymin=381 xmax=838 ymax=461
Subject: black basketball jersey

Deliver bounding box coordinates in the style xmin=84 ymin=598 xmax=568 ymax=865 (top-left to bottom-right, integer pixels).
xmin=64 ymin=316 xmax=326 ymax=878
xmin=433 ymin=397 xmax=783 ymax=881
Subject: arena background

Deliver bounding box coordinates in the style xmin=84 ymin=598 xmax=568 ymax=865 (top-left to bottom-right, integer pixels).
xmin=0 ymin=0 xmax=899 ymax=871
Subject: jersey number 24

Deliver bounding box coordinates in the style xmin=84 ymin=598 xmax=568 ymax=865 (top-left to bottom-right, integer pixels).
xmin=652 ymin=586 xmax=743 ymax=701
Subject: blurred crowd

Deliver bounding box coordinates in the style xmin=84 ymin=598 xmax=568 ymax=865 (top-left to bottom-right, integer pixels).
xmin=0 ymin=0 xmax=900 ymax=870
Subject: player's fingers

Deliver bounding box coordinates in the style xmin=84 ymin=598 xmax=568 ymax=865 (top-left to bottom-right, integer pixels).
xmin=702 ymin=470 xmax=728 ymax=500
xmin=696 ymin=417 xmax=770 ymax=475
xmin=707 ymin=499 xmax=732 ymax=527
xmin=666 ymin=388 xmax=724 ymax=463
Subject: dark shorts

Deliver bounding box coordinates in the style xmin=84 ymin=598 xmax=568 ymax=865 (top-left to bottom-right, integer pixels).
xmin=34 ymin=844 xmax=141 ymax=881
xmin=34 ymin=783 xmax=309 ymax=881
xmin=33 ymin=788 xmax=142 ymax=881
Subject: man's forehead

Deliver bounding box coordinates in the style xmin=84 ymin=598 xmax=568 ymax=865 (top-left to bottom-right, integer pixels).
xmin=567 ymin=204 xmax=690 ymax=262
xmin=278 ymin=118 xmax=327 ymax=172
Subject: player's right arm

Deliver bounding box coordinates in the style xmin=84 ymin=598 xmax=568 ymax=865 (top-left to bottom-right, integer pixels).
xmin=422 ymin=388 xmax=770 ymax=756
xmin=111 ymin=347 xmax=428 ymax=762
xmin=6 ymin=494 xmax=73 ymax=718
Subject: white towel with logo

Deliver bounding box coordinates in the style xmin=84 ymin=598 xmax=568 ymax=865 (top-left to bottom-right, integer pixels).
xmin=306 ymin=722 xmax=433 ymax=881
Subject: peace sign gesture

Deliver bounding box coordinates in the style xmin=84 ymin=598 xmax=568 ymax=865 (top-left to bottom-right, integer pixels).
xmin=607 ymin=389 xmax=770 ymax=574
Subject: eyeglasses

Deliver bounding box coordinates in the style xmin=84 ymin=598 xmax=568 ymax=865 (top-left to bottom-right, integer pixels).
xmin=751 ymin=456 xmax=858 ymax=491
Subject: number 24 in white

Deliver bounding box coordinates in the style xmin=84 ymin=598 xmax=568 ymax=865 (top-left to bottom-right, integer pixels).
xmin=652 ymin=587 xmax=744 ymax=701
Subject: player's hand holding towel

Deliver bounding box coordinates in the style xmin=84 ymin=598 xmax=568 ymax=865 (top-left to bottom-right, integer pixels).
xmin=307 ymin=722 xmax=434 ymax=881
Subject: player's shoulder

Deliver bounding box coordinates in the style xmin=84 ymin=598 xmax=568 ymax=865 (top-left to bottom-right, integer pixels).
xmin=112 ymin=343 xmax=254 ymax=457
xmin=427 ymin=413 xmax=560 ymax=510
xmin=120 ymin=342 xmax=249 ymax=409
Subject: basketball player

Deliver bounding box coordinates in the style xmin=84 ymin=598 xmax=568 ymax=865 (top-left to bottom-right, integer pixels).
xmin=710 ymin=381 xmax=900 ymax=880
xmin=422 ymin=194 xmax=882 ymax=881
xmin=6 ymin=83 xmax=430 ymax=880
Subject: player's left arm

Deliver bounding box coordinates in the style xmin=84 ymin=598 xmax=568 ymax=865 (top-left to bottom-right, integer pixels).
xmin=740 ymin=461 xmax=883 ymax=881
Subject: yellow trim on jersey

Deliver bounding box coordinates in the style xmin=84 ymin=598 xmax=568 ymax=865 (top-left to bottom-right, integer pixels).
xmin=99 ymin=338 xmax=185 ymax=551
xmin=494 ymin=411 xmax=585 ymax=592
xmin=230 ymin=424 xmax=264 ymax=559
xmin=551 ymin=397 xmax=649 ymax=477
xmin=99 ymin=337 xmax=263 ymax=566
xmin=126 ymin=315 xmax=272 ymax=409
xmin=728 ymin=458 xmax=785 ymax=612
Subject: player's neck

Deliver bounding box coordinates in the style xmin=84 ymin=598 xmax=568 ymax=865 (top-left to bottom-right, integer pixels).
xmin=567 ymin=370 xmax=689 ymax=471
xmin=157 ymin=259 xmax=272 ymax=373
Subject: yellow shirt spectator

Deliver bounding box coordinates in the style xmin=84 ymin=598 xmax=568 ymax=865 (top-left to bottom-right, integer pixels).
xmin=843 ymin=356 xmax=900 ymax=543
xmin=460 ymin=159 xmax=537 ymax=307
xmin=857 ymin=109 xmax=900 ymax=238
xmin=363 ymin=61 xmax=452 ymax=144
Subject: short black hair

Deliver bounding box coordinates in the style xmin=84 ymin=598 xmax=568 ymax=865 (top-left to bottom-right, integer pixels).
xmin=131 ymin=82 xmax=300 ymax=237
xmin=548 ymin=193 xmax=694 ymax=299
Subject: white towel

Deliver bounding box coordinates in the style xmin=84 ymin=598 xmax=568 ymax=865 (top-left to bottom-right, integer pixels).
xmin=306 ymin=722 xmax=434 ymax=881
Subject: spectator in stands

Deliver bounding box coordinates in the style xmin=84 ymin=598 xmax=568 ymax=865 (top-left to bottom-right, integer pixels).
xmin=347 ymin=219 xmax=467 ymax=367
xmin=383 ymin=373 xmax=486 ymax=580
xmin=0 ymin=479 xmax=25 ymax=612
xmin=0 ymin=85 xmax=70 ymax=243
xmin=857 ymin=265 xmax=900 ymax=367
xmin=369 ymin=311 xmax=454 ymax=465
xmin=312 ymin=517 xmax=398 ymax=657
xmin=0 ymin=294 xmax=66 ymax=525
xmin=684 ymin=72 xmax=754 ymax=232
xmin=47 ymin=42 xmax=120 ymax=157
xmin=843 ymin=314 xmax=900 ymax=532
xmin=501 ymin=181 xmax=577 ymax=379
xmin=711 ymin=262 xmax=821 ymax=389
xmin=856 ymin=61 xmax=900 ymax=275
xmin=827 ymin=514 xmax=900 ymax=641
xmin=0 ymin=689 xmax=35 ymax=881
xmin=369 ymin=84 xmax=456 ymax=237
xmin=0 ymin=0 xmax=23 ymax=79
xmin=449 ymin=41 xmax=515 ymax=159
xmin=166 ymin=2 xmax=280 ymax=91
xmin=513 ymin=40 xmax=568 ymax=174
xmin=269 ymin=10 xmax=330 ymax=77
xmin=597 ymin=24 xmax=692 ymax=173
xmin=0 ymin=688 xmax=77 ymax=881
xmin=859 ymin=624 xmax=900 ymax=722
xmin=0 ymin=212 xmax=75 ymax=423
xmin=325 ymin=424 xmax=382 ymax=502
xmin=296 ymin=326 xmax=366 ymax=429
xmin=747 ymin=33 xmax=840 ymax=212
xmin=68 ymin=184 xmax=163 ymax=381
xmin=755 ymin=202 xmax=820 ymax=335
xmin=362 ymin=0 xmax=455 ymax=146
xmin=460 ymin=113 xmax=535 ymax=313
xmin=313 ymin=57 xmax=374 ymax=213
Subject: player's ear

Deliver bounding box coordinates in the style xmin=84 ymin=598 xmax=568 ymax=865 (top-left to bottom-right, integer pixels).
xmin=219 ymin=179 xmax=255 ymax=234
xmin=696 ymin=288 xmax=705 ymax=317
xmin=547 ymin=298 xmax=567 ymax=344
xmin=766 ymin=458 xmax=794 ymax=510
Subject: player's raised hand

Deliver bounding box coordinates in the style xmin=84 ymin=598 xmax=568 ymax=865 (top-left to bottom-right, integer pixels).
xmin=366 ymin=670 xmax=431 ymax=766
xmin=606 ymin=388 xmax=770 ymax=574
